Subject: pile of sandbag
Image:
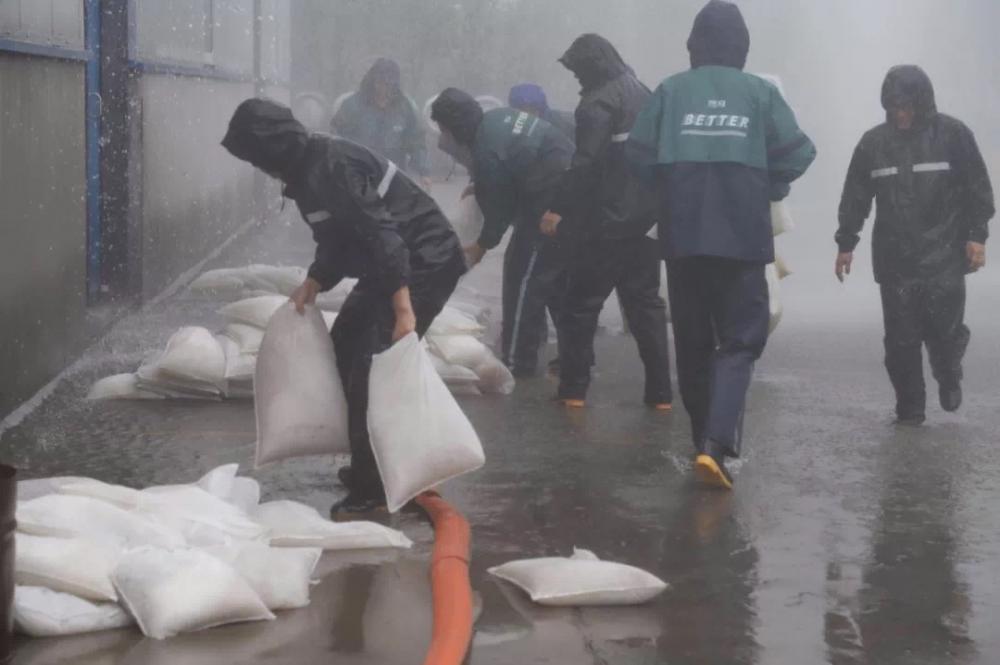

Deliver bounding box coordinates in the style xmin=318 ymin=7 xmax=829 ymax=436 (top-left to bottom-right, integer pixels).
xmin=13 ymin=464 xmax=411 ymax=639
xmin=89 ymin=275 xmax=513 ymax=400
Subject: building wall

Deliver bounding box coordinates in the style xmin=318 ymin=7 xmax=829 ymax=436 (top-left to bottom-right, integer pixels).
xmin=0 ymin=54 xmax=87 ymax=416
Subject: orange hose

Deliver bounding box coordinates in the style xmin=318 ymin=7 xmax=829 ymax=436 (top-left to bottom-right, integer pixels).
xmin=415 ymin=491 xmax=473 ymax=665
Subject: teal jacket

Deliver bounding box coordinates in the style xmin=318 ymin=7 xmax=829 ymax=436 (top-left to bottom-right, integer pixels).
xmin=472 ymin=108 xmax=574 ymax=249
xmin=629 ymin=66 xmax=815 ymax=262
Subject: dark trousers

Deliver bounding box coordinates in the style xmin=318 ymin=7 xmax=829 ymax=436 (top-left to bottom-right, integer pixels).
xmin=501 ymin=225 xmax=568 ymax=375
xmin=330 ymin=260 xmax=463 ymax=500
xmin=668 ymin=257 xmax=769 ymax=458
xmin=559 ymin=236 xmax=672 ymax=403
xmin=880 ymin=277 xmax=969 ymax=419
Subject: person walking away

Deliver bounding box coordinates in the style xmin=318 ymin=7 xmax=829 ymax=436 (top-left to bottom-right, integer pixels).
xmin=541 ymin=33 xmax=673 ymax=410
xmin=836 ymin=65 xmax=994 ymax=425
xmin=432 ymin=89 xmax=574 ymax=378
xmin=331 ymin=58 xmax=432 ymax=190
xmin=223 ymin=99 xmax=466 ymax=519
xmin=628 ymin=0 xmax=816 ymax=489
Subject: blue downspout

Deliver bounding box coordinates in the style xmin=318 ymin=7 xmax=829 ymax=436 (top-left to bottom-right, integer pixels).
xmin=84 ymin=0 xmax=102 ymax=302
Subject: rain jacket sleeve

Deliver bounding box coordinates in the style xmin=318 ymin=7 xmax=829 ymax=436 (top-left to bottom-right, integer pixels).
xmin=953 ymin=123 xmax=995 ymax=244
xmin=307 ymin=241 xmax=347 ymax=292
xmin=311 ymin=159 xmax=411 ymax=294
xmin=836 ymin=138 xmax=875 ymax=253
xmin=403 ymin=99 xmax=430 ymax=177
xmin=550 ymin=99 xmax=614 ymax=218
xmin=473 ymin=154 xmax=518 ymax=250
xmin=625 ymin=85 xmax=665 ymax=173
xmin=765 ymin=85 xmax=816 ymax=198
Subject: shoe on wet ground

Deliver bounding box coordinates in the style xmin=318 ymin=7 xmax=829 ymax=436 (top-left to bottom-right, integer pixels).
xmin=648 ymin=402 xmax=673 ymax=411
xmin=336 ymin=465 xmax=353 ymax=488
xmin=330 ymin=494 xmax=388 ymax=522
xmin=939 ymin=383 xmax=962 ymax=412
xmin=555 ymin=398 xmax=585 ymax=408
xmin=894 ymin=414 xmax=926 ymax=427
xmin=694 ymin=454 xmax=733 ymax=490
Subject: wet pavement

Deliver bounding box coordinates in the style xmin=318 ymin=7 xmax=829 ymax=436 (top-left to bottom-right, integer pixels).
xmin=3 ymin=181 xmax=1000 ymax=664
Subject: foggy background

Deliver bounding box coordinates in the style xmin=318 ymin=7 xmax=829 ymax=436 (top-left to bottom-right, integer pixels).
xmin=290 ymin=0 xmax=1000 ymax=327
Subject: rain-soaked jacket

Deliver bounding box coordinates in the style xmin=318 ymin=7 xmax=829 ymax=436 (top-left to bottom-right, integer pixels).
xmin=551 ymin=34 xmax=655 ymax=239
xmin=330 ymin=58 xmax=429 ymax=177
xmin=837 ymin=65 xmax=995 ymax=283
xmin=628 ymin=0 xmax=816 ymax=263
xmin=223 ymin=99 xmax=463 ymax=296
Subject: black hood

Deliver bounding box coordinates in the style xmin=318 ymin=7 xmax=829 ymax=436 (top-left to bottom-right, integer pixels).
xmin=559 ymin=34 xmax=629 ymax=92
xmin=359 ymin=57 xmax=403 ymax=104
xmin=430 ymin=88 xmax=483 ymax=147
xmin=881 ymin=65 xmax=937 ymax=124
xmin=687 ymin=0 xmax=750 ymax=70
xmin=222 ymin=98 xmax=308 ymax=180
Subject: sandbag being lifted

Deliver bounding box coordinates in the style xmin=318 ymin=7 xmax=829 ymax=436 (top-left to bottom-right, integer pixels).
xmin=368 ymin=333 xmax=485 ymax=512
xmin=254 ymin=303 xmax=349 ymax=467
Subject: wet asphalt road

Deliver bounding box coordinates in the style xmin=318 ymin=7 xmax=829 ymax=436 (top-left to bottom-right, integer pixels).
xmin=3 ymin=182 xmax=1000 ymax=664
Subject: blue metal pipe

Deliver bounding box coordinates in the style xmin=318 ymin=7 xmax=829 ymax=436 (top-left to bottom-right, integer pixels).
xmin=84 ymin=0 xmax=102 ymax=302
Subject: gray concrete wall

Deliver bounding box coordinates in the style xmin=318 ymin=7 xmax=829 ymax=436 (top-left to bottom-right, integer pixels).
xmin=0 ymin=54 xmax=87 ymax=416
xmin=137 ymin=75 xmax=263 ymax=299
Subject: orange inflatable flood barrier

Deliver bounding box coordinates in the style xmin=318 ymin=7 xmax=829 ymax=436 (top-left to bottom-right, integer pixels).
xmin=416 ymin=491 xmax=473 ymax=665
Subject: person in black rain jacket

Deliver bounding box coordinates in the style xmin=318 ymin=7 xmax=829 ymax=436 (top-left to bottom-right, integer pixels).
xmin=837 ymin=65 xmax=994 ymax=424
xmin=541 ymin=33 xmax=672 ymax=409
xmin=223 ymin=98 xmax=466 ymax=519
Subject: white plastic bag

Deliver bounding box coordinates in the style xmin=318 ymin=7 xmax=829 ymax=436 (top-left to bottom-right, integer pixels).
xmin=254 ymin=303 xmax=350 ymax=467
xmin=13 ymin=586 xmax=133 ymax=637
xmin=473 ymin=357 xmax=516 ymax=395
xmin=15 ymin=534 xmax=119 ymax=602
xmin=488 ymin=548 xmax=668 ymax=606
xmin=86 ymin=374 xmax=165 ymax=401
xmin=429 ymin=354 xmax=480 ymax=386
xmin=765 ymin=263 xmax=783 ymax=334
xmin=252 ymin=500 xmax=412 ymax=550
xmin=368 ymin=333 xmax=485 ymax=512
xmin=218 ymin=295 xmax=288 ymax=329
xmin=195 ymin=464 xmax=260 ymax=513
xmin=112 ymin=546 xmax=274 ymax=639
xmin=771 ymin=200 xmax=795 ymax=237
xmin=428 ymin=335 xmax=492 ymax=369
xmin=205 ymin=543 xmax=321 ymax=611
xmin=451 ymin=194 xmax=485 ymax=247
xmin=222 ymin=323 xmax=265 ymax=355
xmin=17 ymin=495 xmax=185 ymax=550
xmin=51 ymin=477 xmax=142 ymax=509
xmin=217 ymin=334 xmax=256 ymax=382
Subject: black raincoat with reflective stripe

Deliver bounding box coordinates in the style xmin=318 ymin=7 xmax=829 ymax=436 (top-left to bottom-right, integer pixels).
xmin=837 ymin=66 xmax=995 ymax=283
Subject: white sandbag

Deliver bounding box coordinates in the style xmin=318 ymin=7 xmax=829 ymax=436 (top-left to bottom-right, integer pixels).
xmin=474 ymin=358 xmax=516 ymax=395
xmin=451 ymin=194 xmax=485 ymax=247
xmin=771 ymin=200 xmax=795 ymax=237
xmin=368 ymin=333 xmax=485 ymax=512
xmin=134 ymin=365 xmax=224 ymax=400
xmin=254 ymin=303 xmax=350 ymax=467
xmin=427 ymin=334 xmax=492 ymax=369
xmin=138 ymin=485 xmax=268 ymax=547
xmin=112 ymin=546 xmax=274 ymax=639
xmin=17 ymin=495 xmax=185 ymax=550
xmin=194 ymin=465 xmax=261 ymax=514
xmin=205 ymin=543 xmax=320 ymax=611
xmin=217 ymin=334 xmax=257 ymax=382
xmin=218 ymin=295 xmax=288 ymax=329
xmin=151 ymin=327 xmax=226 ymax=386
xmin=188 ymin=268 xmax=246 ymax=295
xmin=13 ymin=586 xmax=133 ymax=637
xmin=427 ymin=306 xmax=485 ymax=337
xmin=322 ymin=310 xmax=338 ymax=331
xmin=246 ymin=265 xmax=308 ymax=296
xmin=765 ymin=263 xmax=783 ymax=334
xmin=15 ymin=534 xmax=118 ymax=602
xmin=51 ymin=477 xmax=142 ymax=510
xmin=86 ymin=373 xmax=164 ymax=401
xmin=252 ymin=500 xmax=412 ymax=550
xmin=488 ymin=548 xmax=668 ymax=607
xmin=222 ymin=323 xmax=265 ymax=355
xmin=774 ymin=254 xmax=792 ymax=280
xmin=429 ymin=354 xmax=481 ymax=386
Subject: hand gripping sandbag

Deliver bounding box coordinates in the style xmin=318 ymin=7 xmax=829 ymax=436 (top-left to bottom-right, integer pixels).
xmin=368 ymin=333 xmax=485 ymax=512
xmin=254 ymin=302 xmax=349 ymax=467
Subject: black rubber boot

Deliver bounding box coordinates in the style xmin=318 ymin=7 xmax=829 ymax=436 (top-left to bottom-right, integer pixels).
xmin=939 ymin=382 xmax=962 ymax=413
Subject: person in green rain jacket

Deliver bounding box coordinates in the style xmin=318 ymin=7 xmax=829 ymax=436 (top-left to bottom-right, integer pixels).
xmin=628 ymin=0 xmax=816 ymax=489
